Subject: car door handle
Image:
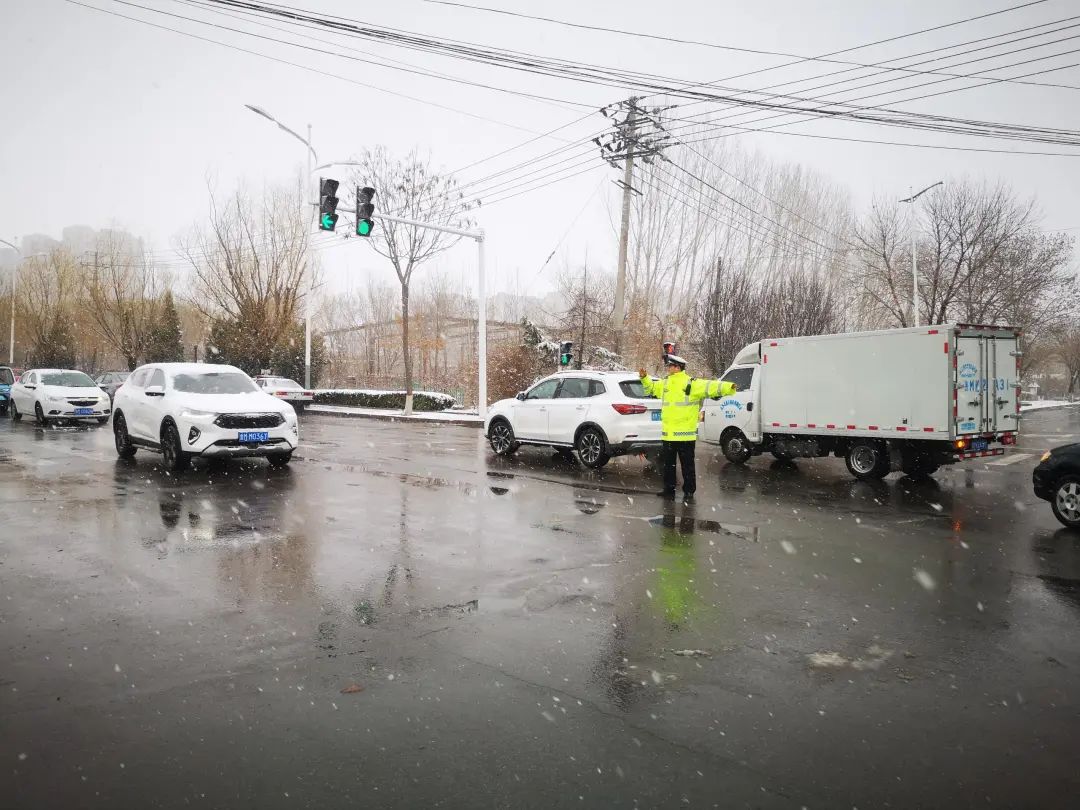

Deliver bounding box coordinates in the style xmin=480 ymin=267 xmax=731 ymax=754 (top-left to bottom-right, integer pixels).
xmin=25 ymin=385 xmax=35 ymax=390
xmin=575 ymin=405 xmax=586 ymax=410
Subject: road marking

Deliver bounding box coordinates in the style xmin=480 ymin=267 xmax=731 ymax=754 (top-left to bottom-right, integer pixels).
xmin=1021 ymin=434 xmax=1077 ymax=440
xmin=987 ymin=453 xmax=1033 ymax=466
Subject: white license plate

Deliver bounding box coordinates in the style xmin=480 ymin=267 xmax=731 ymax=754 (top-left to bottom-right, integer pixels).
xmin=238 ymin=431 xmax=269 ymax=443
xmin=74 ymin=408 xmax=94 ymax=416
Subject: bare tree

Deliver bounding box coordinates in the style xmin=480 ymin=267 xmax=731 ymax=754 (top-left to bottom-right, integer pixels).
xmin=82 ymin=229 xmax=166 ymax=370
xmin=178 ymin=179 xmax=315 ymax=375
xmin=347 ymin=147 xmax=473 ymax=413
xmin=1052 ymin=321 xmax=1080 ymax=395
xmin=853 ymin=180 xmax=1076 ymax=376
xmin=17 ymin=249 xmax=82 ymax=368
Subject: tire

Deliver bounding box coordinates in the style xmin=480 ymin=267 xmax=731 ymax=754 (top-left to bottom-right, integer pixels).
xmin=721 ymin=430 xmax=752 ymax=464
xmin=901 ymin=449 xmax=939 ymax=479
xmin=267 ymin=452 xmax=293 ymax=468
xmin=34 ymin=402 xmax=47 ymax=426
xmin=575 ymin=426 xmax=610 ymax=469
xmin=113 ymin=412 xmax=137 ymax=459
xmin=0 ymin=402 xmax=7 ymax=416
xmin=1051 ymin=475 xmax=1080 ymax=530
xmin=488 ymin=419 xmax=519 ymax=457
xmin=160 ymin=421 xmax=191 ymax=472
xmin=845 ymin=440 xmax=891 ymax=481
xmin=9 ymin=400 xmax=20 ymax=422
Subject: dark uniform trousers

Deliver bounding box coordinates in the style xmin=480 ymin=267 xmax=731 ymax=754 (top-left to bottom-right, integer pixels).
xmin=661 ymin=440 xmax=697 ymax=495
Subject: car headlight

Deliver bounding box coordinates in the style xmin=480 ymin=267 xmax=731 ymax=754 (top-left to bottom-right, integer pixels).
xmin=1040 ymin=450 xmax=1052 ymax=462
xmin=179 ymin=408 xmax=217 ymax=421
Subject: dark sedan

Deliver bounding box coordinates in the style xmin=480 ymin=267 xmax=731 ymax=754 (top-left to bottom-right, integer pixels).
xmin=95 ymin=370 xmax=130 ymax=401
xmin=1033 ymin=443 xmax=1080 ymax=529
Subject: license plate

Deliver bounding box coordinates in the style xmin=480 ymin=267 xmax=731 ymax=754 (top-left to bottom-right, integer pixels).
xmin=971 ymin=438 xmax=989 ymax=451
xmin=650 ymin=410 xmax=661 ymax=421
xmin=74 ymin=408 xmax=93 ymax=416
xmin=238 ymin=431 xmax=269 ymax=443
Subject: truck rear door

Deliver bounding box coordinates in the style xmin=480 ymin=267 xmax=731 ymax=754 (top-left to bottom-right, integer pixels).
xmin=954 ymin=329 xmax=1020 ymax=436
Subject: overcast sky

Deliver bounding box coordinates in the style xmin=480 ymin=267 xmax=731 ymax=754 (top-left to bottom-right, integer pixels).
xmin=2 ymin=0 xmax=1078 ymax=304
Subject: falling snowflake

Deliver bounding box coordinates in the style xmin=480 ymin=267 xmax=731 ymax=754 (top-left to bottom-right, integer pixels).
xmin=913 ymin=569 xmax=936 ymax=591
xmin=779 ymin=540 xmax=797 ymax=555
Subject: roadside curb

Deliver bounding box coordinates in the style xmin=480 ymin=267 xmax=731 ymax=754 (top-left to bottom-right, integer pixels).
xmin=306 ymin=405 xmax=483 ymax=429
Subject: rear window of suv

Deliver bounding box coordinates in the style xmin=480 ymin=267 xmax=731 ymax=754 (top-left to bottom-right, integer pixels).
xmin=619 ymin=380 xmax=654 ymax=398
xmin=0 ymin=368 xmax=13 ymax=385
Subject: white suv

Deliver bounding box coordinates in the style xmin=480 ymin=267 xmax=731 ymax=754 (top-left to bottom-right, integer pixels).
xmin=485 ymin=371 xmax=661 ymax=468
xmin=112 ymin=363 xmax=299 ymax=470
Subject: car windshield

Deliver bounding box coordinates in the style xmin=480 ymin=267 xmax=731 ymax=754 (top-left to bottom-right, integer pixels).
xmin=42 ymin=371 xmax=97 ymax=387
xmin=268 ymin=378 xmax=301 ymax=389
xmin=172 ymin=371 xmax=257 ymax=394
xmin=0 ymin=368 xmax=14 ymax=385
xmin=115 ymin=371 xmax=130 ymax=381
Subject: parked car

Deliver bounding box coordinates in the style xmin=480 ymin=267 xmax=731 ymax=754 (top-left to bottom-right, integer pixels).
xmin=8 ymin=369 xmax=112 ymax=424
xmin=484 ymin=371 xmax=662 ymax=469
xmin=254 ymin=376 xmax=314 ymax=411
xmin=1033 ymin=443 xmax=1080 ymax=529
xmin=111 ymin=363 xmax=298 ymax=471
xmin=0 ymin=366 xmax=14 ymax=415
xmin=95 ymin=370 xmax=131 ymax=401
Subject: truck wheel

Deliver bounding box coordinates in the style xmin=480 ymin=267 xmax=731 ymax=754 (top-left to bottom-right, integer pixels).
xmin=1051 ymin=476 xmax=1080 ymax=529
xmin=721 ymin=430 xmax=752 ymax=464
xmin=846 ymin=441 xmax=890 ymax=481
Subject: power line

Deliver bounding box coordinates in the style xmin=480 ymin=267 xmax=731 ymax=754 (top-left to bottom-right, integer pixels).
xmin=65 ymin=0 xmax=576 ymax=136
xmin=424 ymin=0 xmax=1080 ymax=93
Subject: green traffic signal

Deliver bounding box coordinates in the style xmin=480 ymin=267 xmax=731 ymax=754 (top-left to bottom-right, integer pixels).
xmin=357 ymin=219 xmax=374 ymax=237
xmin=320 ymin=212 xmax=338 ymax=231
xmin=560 ymin=353 xmax=571 ymax=366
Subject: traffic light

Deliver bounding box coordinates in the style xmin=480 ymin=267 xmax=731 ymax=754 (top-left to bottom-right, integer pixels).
xmin=356 ymin=186 xmax=376 ymax=237
xmin=559 ymin=341 xmax=573 ymax=367
xmin=319 ymin=178 xmax=340 ymax=231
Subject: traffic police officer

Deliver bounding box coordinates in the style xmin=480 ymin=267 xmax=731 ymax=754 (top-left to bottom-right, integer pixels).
xmin=638 ymin=354 xmax=736 ymax=501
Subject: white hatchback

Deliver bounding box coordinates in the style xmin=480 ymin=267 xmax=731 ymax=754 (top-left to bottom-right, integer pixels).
xmin=8 ymin=369 xmax=111 ymax=424
xmin=112 ymin=363 xmax=299 ymax=470
xmin=484 ymin=371 xmax=661 ymax=468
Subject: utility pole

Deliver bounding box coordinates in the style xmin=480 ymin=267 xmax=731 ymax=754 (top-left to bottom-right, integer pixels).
xmin=577 ymin=261 xmax=588 ymax=370
xmin=899 ymin=181 xmax=943 ymax=328
xmin=596 ymin=99 xmax=671 ymax=355
xmin=611 ymin=100 xmax=637 ymax=354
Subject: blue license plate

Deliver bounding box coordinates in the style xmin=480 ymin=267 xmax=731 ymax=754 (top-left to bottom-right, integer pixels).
xmin=650 ymin=410 xmax=661 ymax=421
xmin=238 ymin=431 xmax=269 ymax=443
xmin=971 ymin=438 xmax=989 ymax=451
xmin=74 ymin=408 xmax=93 ymax=416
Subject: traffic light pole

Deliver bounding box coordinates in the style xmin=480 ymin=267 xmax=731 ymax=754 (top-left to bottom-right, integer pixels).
xmin=372 ymin=213 xmax=488 ymax=420
xmin=305 ymin=123 xmax=313 ymax=390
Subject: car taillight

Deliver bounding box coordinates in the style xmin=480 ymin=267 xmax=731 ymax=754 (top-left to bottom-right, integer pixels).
xmin=955 ymin=439 xmax=968 ymax=450
xmin=304 ymin=391 xmax=313 ymax=396
xmin=612 ymin=403 xmax=647 ymax=415
xmin=1001 ymin=433 xmax=1016 ymax=445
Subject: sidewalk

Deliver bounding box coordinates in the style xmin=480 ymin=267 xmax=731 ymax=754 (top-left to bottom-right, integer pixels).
xmin=307 ymin=403 xmax=484 ymax=428
xmin=1020 ymin=400 xmax=1080 ymax=413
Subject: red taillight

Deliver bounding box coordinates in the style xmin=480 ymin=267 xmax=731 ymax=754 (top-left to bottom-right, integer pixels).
xmin=1002 ymin=433 xmax=1016 ymax=446
xmin=955 ymin=439 xmax=968 ymax=450
xmin=304 ymin=391 xmax=313 ymax=397
xmin=612 ymin=403 xmax=647 ymax=415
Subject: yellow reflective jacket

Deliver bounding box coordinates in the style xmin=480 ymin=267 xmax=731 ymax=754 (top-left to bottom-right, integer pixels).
xmin=640 ymin=370 xmax=736 ymax=442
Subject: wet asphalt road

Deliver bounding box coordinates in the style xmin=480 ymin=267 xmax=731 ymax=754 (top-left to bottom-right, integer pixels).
xmin=2 ymin=408 xmax=1079 ymax=809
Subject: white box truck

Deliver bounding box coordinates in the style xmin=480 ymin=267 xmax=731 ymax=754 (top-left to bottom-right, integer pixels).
xmin=698 ymin=324 xmax=1021 ymax=480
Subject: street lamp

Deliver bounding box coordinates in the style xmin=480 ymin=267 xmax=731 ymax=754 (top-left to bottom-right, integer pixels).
xmin=0 ymin=239 xmax=47 ymax=365
xmin=899 ymin=181 xmax=944 ymax=328
xmin=245 ymin=104 xmax=318 ymax=389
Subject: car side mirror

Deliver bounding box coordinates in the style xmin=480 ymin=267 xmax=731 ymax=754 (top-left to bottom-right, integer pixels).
xmin=145 ymin=385 xmax=165 ymax=397
xmin=516 ymin=391 xmax=526 ymax=401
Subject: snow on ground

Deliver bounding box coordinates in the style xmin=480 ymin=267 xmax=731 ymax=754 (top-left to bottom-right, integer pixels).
xmin=309 ymin=404 xmax=483 ymax=424
xmin=1020 ymin=400 xmax=1080 ymax=413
